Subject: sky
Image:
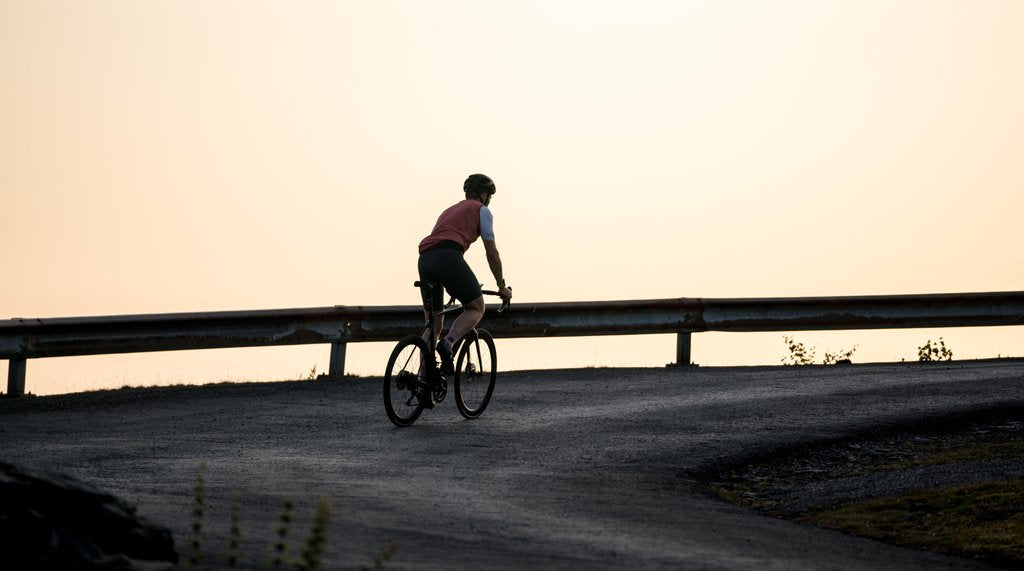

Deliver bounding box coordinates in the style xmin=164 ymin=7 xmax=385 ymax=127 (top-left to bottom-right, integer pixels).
xmin=2 ymin=1 xmax=1023 ymax=395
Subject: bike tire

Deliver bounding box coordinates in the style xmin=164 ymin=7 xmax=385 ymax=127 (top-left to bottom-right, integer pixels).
xmin=384 ymin=334 xmax=430 ymax=427
xmin=454 ymin=329 xmax=497 ymax=419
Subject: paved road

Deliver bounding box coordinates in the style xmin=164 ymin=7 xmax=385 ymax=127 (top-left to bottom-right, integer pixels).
xmin=2 ymin=361 xmax=1023 ymax=569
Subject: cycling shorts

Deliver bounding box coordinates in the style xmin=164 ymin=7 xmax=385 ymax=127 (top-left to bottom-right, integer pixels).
xmin=417 ymin=243 xmax=483 ymax=310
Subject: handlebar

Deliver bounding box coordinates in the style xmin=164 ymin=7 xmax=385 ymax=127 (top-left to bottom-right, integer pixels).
xmin=481 ymin=288 xmax=512 ymax=313
xmin=416 ymin=281 xmax=510 ymax=313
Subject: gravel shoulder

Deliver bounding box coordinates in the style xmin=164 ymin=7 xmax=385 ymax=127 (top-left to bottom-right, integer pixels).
xmin=705 ymin=411 xmax=1024 ymax=567
xmin=706 ymin=410 xmax=1024 ymax=514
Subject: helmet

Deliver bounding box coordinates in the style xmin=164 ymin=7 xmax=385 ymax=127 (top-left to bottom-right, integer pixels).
xmin=464 ymin=173 xmax=496 ymax=198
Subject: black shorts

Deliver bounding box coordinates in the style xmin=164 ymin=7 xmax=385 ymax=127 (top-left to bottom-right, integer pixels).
xmin=417 ymin=245 xmax=482 ymax=311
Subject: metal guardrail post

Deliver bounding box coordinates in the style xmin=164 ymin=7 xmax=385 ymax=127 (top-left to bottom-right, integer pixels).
xmin=672 ymin=332 xmax=693 ymax=367
xmin=328 ymin=342 xmax=347 ymax=380
xmin=7 ymin=358 xmax=26 ymax=396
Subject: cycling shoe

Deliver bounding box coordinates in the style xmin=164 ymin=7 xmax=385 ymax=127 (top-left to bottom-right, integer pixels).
xmin=419 ymin=385 xmax=436 ymax=409
xmin=437 ymin=339 xmax=455 ymax=375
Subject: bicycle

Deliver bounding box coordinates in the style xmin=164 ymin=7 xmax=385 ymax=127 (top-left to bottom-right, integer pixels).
xmin=383 ymin=281 xmax=510 ymax=427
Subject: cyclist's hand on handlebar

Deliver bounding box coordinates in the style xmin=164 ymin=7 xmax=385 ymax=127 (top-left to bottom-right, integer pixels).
xmin=496 ymin=286 xmax=512 ymax=313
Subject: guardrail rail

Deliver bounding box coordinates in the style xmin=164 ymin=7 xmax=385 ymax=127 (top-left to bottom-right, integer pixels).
xmin=3 ymin=291 xmax=1023 ymax=396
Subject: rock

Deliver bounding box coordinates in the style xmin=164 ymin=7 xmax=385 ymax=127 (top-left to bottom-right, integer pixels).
xmin=0 ymin=462 xmax=177 ymax=570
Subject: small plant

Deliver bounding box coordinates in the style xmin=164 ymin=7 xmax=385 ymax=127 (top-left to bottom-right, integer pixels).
xmin=361 ymin=539 xmax=399 ymax=571
xmin=296 ymin=497 xmax=331 ymax=571
xmin=782 ymin=335 xmax=816 ymax=366
xmin=823 ymin=345 xmax=858 ymax=365
xmin=182 ymin=464 xmax=393 ymax=569
xmin=305 ymin=366 xmax=318 ymax=381
xmin=268 ymin=498 xmax=295 ymax=568
xmin=227 ymin=494 xmax=242 ymax=568
xmin=187 ymin=462 xmax=208 ymax=567
xmin=783 ymin=336 xmax=857 ymax=365
xmin=918 ymin=337 xmax=953 ymax=361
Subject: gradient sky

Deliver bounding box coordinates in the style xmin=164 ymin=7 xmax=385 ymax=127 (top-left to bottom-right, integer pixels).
xmin=3 ymin=1 xmax=1022 ymax=394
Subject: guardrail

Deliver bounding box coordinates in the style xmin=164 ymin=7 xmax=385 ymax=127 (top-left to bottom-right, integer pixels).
xmin=3 ymin=291 xmax=1023 ymax=396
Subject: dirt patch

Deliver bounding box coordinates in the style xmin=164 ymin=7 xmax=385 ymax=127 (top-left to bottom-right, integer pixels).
xmin=799 ymin=480 xmax=1024 ymax=567
xmin=707 ymin=410 xmax=1024 ymax=567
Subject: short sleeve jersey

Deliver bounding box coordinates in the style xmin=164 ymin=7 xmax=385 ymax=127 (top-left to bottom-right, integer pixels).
xmin=419 ymin=199 xmax=495 ymax=253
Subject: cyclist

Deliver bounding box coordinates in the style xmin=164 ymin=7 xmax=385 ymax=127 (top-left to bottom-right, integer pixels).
xmin=418 ymin=173 xmax=513 ymax=377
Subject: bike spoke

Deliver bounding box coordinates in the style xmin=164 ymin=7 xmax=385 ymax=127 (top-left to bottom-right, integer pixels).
xmin=399 ymin=347 xmax=416 ymax=374
xmin=384 ymin=335 xmax=429 ymax=426
xmin=454 ymin=332 xmax=495 ymax=419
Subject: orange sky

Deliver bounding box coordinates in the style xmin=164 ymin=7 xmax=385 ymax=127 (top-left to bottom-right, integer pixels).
xmin=3 ymin=1 xmax=1022 ymax=394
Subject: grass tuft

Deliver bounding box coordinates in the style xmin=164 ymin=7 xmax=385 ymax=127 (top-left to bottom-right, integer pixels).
xmin=799 ymin=479 xmax=1024 ymax=566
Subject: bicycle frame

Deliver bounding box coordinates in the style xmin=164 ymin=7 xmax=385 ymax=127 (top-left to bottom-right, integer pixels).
xmin=383 ymin=282 xmax=507 ymax=425
xmin=414 ymin=281 xmax=508 ymax=370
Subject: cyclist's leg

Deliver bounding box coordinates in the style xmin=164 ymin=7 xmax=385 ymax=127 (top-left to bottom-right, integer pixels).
xmin=436 ymin=254 xmax=483 ymax=348
xmin=446 ymin=295 xmax=485 ymax=343
xmin=426 ymin=251 xmax=482 ymax=372
xmin=417 ymin=255 xmax=447 ymax=376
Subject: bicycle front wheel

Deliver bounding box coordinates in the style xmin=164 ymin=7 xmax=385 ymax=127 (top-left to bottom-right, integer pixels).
xmin=454 ymin=329 xmax=497 ymax=419
xmin=384 ymin=334 xmax=429 ymax=427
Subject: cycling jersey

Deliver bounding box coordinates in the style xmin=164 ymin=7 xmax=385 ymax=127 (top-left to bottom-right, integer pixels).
xmin=419 ymin=199 xmax=495 ymax=254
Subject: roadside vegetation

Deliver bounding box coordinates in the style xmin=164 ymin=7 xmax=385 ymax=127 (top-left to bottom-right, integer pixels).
xmin=183 ymin=463 xmax=396 ymax=570
xmin=918 ymin=337 xmax=954 ymax=361
xmin=781 ymin=335 xmax=968 ymax=365
xmin=709 ymin=415 xmax=1024 ymax=567
xmin=781 ymin=336 xmax=857 ymax=365
xmin=799 ymin=479 xmax=1024 ymax=566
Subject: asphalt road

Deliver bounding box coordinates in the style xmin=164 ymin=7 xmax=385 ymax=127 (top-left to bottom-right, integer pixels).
xmin=2 ymin=361 xmax=1023 ymax=569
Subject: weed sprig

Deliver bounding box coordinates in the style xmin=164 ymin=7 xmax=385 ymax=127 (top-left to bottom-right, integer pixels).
xmin=185 ymin=464 xmax=396 ymax=570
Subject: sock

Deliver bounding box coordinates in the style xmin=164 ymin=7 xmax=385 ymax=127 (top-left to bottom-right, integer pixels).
xmin=442 ymin=331 xmax=460 ymax=349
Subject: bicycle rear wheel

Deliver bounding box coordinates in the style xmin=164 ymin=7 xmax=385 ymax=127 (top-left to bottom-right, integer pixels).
xmin=454 ymin=329 xmax=497 ymax=419
xmin=384 ymin=334 xmax=429 ymax=426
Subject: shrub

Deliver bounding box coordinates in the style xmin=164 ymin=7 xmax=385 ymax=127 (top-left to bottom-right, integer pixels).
xmin=918 ymin=337 xmax=953 ymax=361
xmin=782 ymin=336 xmax=816 ymax=366
xmin=783 ymin=336 xmax=857 ymax=365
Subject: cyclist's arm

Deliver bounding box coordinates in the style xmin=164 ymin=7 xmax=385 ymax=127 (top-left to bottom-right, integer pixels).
xmin=480 ymin=206 xmax=511 ymax=298
xmin=483 ymin=239 xmax=511 ymax=299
